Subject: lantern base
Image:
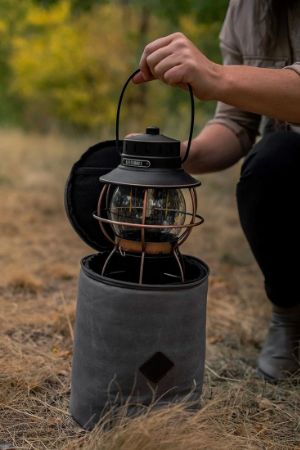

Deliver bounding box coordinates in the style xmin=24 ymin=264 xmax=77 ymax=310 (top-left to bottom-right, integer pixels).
xmin=117 ymin=237 xmax=172 ymax=255
xmin=102 ymin=242 xmax=185 ymax=284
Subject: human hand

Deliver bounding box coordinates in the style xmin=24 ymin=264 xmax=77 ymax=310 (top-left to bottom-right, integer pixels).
xmin=133 ymin=32 xmax=222 ymax=101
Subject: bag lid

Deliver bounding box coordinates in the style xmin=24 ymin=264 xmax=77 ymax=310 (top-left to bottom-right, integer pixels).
xmin=64 ymin=140 xmax=120 ymax=251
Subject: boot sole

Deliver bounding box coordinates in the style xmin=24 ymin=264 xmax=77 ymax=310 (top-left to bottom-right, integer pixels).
xmin=257 ymin=366 xmax=300 ymax=383
xmin=257 ymin=367 xmax=278 ymax=383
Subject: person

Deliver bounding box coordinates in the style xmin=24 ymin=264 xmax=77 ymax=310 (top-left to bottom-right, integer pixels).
xmin=133 ymin=0 xmax=300 ymax=381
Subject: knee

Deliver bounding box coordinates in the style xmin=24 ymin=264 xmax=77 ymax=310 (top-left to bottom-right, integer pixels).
xmin=240 ymin=131 xmax=300 ymax=181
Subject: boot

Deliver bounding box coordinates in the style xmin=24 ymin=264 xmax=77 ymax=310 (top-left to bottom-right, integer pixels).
xmin=257 ymin=304 xmax=300 ymax=381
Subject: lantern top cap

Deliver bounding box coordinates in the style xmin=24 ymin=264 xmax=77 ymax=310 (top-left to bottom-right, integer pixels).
xmin=146 ymin=126 xmax=160 ymax=135
xmin=100 ymin=131 xmax=200 ymax=188
xmin=125 ymin=127 xmax=179 ymax=144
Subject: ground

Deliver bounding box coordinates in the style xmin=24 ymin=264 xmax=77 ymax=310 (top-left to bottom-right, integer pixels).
xmin=0 ymin=129 xmax=299 ymax=449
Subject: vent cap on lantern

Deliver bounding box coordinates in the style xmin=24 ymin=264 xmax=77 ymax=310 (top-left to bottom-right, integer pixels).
xmin=146 ymin=126 xmax=160 ymax=135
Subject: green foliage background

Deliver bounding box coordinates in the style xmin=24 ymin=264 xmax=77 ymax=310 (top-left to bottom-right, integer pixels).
xmin=0 ymin=0 xmax=228 ymax=136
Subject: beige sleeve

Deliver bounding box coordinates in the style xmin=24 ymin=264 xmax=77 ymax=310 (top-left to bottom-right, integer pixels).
xmin=284 ymin=62 xmax=300 ymax=76
xmin=206 ymin=1 xmax=261 ymax=155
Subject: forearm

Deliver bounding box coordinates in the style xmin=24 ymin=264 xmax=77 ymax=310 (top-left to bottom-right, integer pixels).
xmin=135 ymin=33 xmax=300 ymax=174
xmin=182 ymin=123 xmax=243 ymax=174
xmin=215 ymin=65 xmax=300 ymax=124
xmin=135 ymin=33 xmax=300 ymax=124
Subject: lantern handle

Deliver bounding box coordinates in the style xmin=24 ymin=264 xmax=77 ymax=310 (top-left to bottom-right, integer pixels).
xmin=115 ymin=68 xmax=194 ymax=164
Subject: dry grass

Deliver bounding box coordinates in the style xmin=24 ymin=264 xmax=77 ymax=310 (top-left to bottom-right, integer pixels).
xmin=0 ymin=129 xmax=299 ymax=449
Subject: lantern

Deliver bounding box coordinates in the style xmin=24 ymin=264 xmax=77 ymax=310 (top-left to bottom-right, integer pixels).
xmin=93 ymin=69 xmax=203 ymax=284
xmin=93 ymin=126 xmax=204 ymax=283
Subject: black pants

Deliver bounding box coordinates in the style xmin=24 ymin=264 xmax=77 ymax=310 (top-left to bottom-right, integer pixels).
xmin=237 ymin=131 xmax=300 ymax=308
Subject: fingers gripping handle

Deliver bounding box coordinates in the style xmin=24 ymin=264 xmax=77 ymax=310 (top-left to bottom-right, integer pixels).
xmin=115 ymin=69 xmax=194 ymax=164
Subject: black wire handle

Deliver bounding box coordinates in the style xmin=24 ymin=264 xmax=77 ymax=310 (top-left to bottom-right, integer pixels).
xmin=115 ymin=68 xmax=194 ymax=164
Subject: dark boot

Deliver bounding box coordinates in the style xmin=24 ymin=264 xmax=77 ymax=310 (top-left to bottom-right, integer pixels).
xmin=257 ymin=304 xmax=300 ymax=381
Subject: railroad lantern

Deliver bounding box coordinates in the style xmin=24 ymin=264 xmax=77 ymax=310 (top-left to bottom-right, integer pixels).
xmin=93 ymin=122 xmax=204 ymax=284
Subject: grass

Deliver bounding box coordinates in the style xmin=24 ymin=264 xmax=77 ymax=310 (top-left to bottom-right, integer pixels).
xmin=0 ymin=128 xmax=299 ymax=449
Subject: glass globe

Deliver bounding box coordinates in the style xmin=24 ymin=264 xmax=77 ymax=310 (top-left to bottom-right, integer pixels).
xmin=108 ymin=186 xmax=186 ymax=243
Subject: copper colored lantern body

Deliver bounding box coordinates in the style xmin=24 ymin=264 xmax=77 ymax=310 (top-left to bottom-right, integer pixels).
xmin=92 ymin=73 xmax=204 ymax=284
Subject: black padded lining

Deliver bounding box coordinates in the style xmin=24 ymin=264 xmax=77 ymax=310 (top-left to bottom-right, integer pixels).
xmin=83 ymin=252 xmax=208 ymax=287
xmin=64 ymin=140 xmax=121 ymax=251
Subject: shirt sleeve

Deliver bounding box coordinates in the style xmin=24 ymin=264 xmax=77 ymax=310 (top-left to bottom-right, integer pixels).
xmin=284 ymin=62 xmax=300 ymax=76
xmin=206 ymin=1 xmax=261 ymax=155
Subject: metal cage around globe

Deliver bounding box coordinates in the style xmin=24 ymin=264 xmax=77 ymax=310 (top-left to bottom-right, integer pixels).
xmin=107 ymin=185 xmax=186 ymax=244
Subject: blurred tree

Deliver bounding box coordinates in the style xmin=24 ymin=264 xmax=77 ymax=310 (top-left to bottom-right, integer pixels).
xmin=194 ymin=0 xmax=229 ymax=23
xmin=119 ymin=0 xmax=228 ymax=26
xmin=33 ymin=0 xmax=109 ymax=13
xmin=0 ymin=0 xmax=31 ymax=124
xmin=9 ymin=2 xmax=139 ymax=130
xmin=2 ymin=0 xmax=228 ymax=132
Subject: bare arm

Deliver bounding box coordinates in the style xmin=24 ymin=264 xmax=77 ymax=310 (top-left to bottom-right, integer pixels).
xmin=182 ymin=123 xmax=243 ymax=174
xmin=217 ymin=65 xmax=300 ymax=124
xmin=134 ymin=32 xmax=300 ymax=125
